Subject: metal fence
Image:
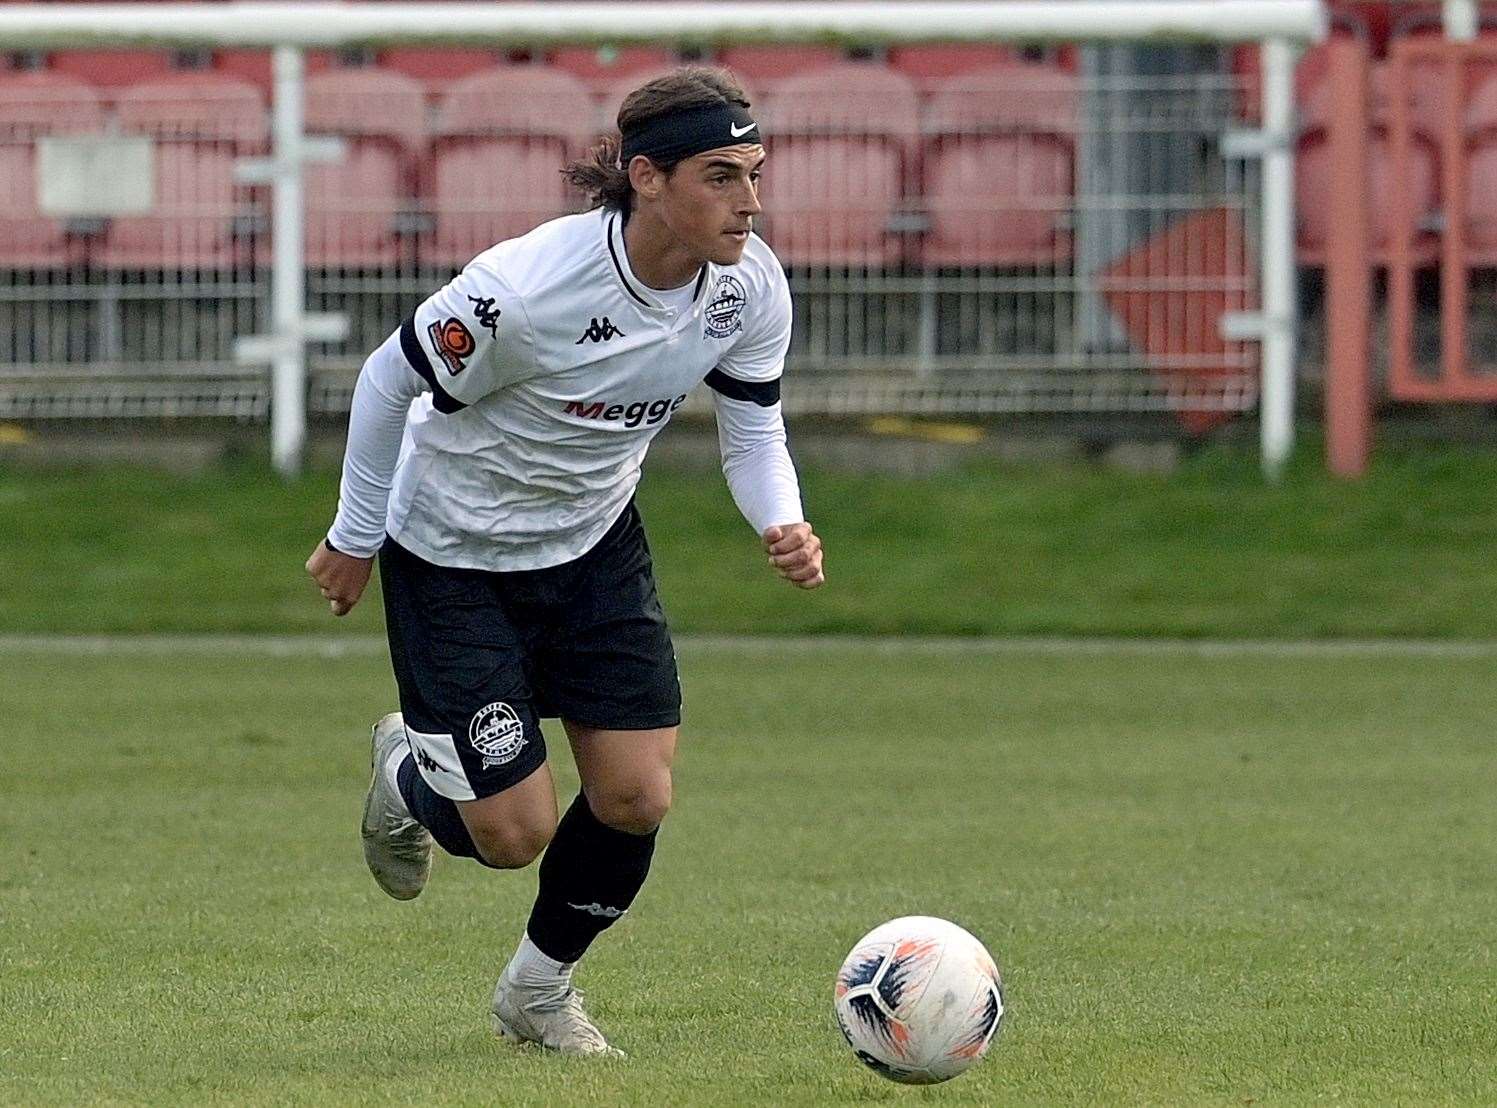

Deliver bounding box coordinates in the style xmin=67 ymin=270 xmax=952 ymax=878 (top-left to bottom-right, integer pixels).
xmin=0 ymin=49 xmax=1263 ymax=426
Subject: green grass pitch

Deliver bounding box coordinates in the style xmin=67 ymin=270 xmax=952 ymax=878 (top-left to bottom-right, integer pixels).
xmin=2 ymin=639 xmax=1494 ymax=1105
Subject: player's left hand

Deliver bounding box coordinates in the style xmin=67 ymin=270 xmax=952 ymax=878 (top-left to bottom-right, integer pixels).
xmin=763 ymin=522 xmax=825 ymax=590
xmin=305 ymin=540 xmax=374 ymax=617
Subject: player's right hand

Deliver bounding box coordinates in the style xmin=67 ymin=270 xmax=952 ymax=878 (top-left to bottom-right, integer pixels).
xmin=305 ymin=540 xmax=374 ymax=617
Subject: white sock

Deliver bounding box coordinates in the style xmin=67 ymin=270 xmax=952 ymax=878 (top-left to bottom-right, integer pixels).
xmin=506 ymin=933 xmax=575 ymax=989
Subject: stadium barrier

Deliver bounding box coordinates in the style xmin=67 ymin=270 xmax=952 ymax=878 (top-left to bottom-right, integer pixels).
xmin=1387 ymin=33 xmax=1497 ymax=400
xmin=0 ymin=2 xmax=1326 ymax=476
xmin=1324 ymin=14 xmax=1497 ymax=476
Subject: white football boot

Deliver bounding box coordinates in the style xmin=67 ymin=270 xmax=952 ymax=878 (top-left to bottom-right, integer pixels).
xmin=360 ymin=713 xmax=432 ymax=900
xmin=490 ymin=970 xmax=626 ymax=1058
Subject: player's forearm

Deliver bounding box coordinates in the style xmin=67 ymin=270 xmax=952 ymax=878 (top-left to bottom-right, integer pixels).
xmin=716 ymin=399 xmax=805 ymax=534
xmin=327 ymin=335 xmax=421 ymax=557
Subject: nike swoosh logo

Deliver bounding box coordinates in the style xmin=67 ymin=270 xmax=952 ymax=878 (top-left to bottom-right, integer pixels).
xmin=729 ymin=122 xmax=757 ymax=138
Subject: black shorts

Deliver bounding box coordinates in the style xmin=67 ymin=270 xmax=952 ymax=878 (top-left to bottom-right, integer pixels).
xmin=378 ymin=501 xmax=682 ymax=802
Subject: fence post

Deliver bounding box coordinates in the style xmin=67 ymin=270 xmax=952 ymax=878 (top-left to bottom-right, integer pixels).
xmin=269 ymin=45 xmax=308 ymax=478
xmin=1259 ymin=37 xmax=1299 ymax=480
xmin=1325 ymin=37 xmax=1372 ymax=477
xmin=1444 ymin=0 xmax=1479 ymax=40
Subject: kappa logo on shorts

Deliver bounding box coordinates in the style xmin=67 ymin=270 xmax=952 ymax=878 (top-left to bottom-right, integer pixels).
xmin=428 ymin=317 xmax=477 ymax=375
xmin=469 ymin=701 xmax=527 ymax=769
xmin=414 ymin=746 xmax=444 ymax=774
xmin=705 ymin=274 xmax=747 ymax=339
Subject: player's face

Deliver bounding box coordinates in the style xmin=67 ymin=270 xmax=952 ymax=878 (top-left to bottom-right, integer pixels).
xmin=660 ymin=144 xmax=765 ymax=266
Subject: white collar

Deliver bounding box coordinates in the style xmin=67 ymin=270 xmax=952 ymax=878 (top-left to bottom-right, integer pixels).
xmin=604 ymin=210 xmax=710 ymax=315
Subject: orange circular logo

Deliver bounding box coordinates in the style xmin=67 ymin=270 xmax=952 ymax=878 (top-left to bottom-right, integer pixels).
xmin=441 ymin=319 xmax=475 ymax=358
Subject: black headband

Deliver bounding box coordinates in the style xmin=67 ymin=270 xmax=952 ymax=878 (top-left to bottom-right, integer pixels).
xmin=619 ymin=102 xmax=762 ymax=166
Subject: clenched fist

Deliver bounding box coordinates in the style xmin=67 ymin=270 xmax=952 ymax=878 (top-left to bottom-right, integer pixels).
xmin=305 ymin=540 xmax=374 ymax=617
xmin=762 ymin=522 xmax=825 ymax=589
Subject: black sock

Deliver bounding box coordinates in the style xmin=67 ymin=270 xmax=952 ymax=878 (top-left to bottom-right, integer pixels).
xmin=397 ymin=753 xmax=481 ymax=860
xmin=526 ymin=793 xmax=657 ymax=964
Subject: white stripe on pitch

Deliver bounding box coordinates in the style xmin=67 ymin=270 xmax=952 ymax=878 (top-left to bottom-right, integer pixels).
xmin=1 ymin=634 xmax=1496 ymax=659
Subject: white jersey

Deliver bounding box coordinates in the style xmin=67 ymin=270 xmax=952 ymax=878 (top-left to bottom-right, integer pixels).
xmin=328 ymin=208 xmax=803 ymax=571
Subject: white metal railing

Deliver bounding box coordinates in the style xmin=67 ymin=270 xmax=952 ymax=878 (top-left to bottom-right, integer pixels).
xmin=0 ymin=2 xmax=1327 ymax=478
xmin=0 ymin=3 xmax=1329 ymax=48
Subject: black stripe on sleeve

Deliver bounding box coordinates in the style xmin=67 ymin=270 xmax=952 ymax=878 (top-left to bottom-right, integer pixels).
xmin=399 ymin=317 xmax=466 ymax=415
xmin=705 ymin=368 xmax=780 ymax=407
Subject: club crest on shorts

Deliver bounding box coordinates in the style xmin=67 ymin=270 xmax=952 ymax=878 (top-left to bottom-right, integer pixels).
xmin=705 ymin=274 xmax=747 ymax=339
xmin=468 ymin=701 xmax=527 ymax=768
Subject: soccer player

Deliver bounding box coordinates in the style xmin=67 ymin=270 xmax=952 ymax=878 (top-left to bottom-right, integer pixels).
xmin=305 ymin=67 xmax=823 ymax=1056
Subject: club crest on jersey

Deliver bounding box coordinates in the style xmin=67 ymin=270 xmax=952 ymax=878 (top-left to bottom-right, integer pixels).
xmin=469 ymin=702 xmax=527 ymax=768
xmin=428 ymin=317 xmax=476 ymax=375
xmin=705 ymin=275 xmax=747 ymax=339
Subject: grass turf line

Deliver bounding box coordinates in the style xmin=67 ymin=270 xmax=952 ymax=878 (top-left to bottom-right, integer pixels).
xmin=3 ymin=439 xmax=1497 ymax=638
xmin=1 ymin=644 xmax=1494 ymax=1105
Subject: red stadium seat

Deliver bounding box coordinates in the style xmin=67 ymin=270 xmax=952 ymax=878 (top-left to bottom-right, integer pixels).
xmin=1295 ymin=62 xmax=1441 ymax=265
xmin=1387 ymin=19 xmax=1497 ymax=118
xmin=428 ymin=67 xmax=594 ymax=266
xmin=1385 ymin=27 xmax=1497 ymax=266
xmin=1234 ymin=9 xmax=1370 ymax=125
xmin=0 ymin=73 xmax=106 ymax=267
xmin=887 ymin=44 xmax=1025 ymax=88
xmin=757 ymin=64 xmax=919 ymax=267
xmin=103 ymin=74 xmax=267 ymax=269
xmin=1388 ymin=3 xmax=1497 ymax=45
xmin=49 ymin=49 xmax=173 ymax=87
xmin=550 ymin=46 xmax=678 ymax=93
xmin=716 ymin=45 xmax=843 ymax=85
xmin=918 ymin=66 xmax=1076 ymax=267
xmin=304 ymin=68 xmax=428 ymax=268
xmin=380 ymin=47 xmax=509 ymax=88
xmin=210 ymin=50 xmax=335 ymax=96
xmin=1467 ymin=74 xmax=1497 ymax=263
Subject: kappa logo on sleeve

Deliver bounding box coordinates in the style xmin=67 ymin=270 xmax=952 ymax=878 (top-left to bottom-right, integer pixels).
xmin=467 ymin=294 xmax=502 ymax=339
xmin=428 ymin=317 xmax=476 ymax=375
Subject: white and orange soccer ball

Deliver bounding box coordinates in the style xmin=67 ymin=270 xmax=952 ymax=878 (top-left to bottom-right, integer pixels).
xmin=833 ymin=916 xmax=1005 ymax=1085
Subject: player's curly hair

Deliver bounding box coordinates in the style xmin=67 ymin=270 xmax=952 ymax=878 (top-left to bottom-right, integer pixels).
xmin=563 ymin=65 xmax=752 ymax=212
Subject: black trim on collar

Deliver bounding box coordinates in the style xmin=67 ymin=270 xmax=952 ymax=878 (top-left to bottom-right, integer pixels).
xmin=399 ymin=317 xmax=466 ymax=415
xmin=607 ymin=213 xmax=709 ymax=308
xmin=705 ymin=368 xmax=780 ymax=407
xmin=607 ymin=215 xmax=652 ymax=308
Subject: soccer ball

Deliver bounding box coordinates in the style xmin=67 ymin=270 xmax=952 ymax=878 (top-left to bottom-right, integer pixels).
xmin=833 ymin=915 xmax=1005 ymax=1085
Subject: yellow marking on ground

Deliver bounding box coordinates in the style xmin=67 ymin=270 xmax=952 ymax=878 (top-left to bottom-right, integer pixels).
xmin=864 ymin=416 xmax=984 ymax=445
xmin=0 ymin=424 xmax=31 ymax=445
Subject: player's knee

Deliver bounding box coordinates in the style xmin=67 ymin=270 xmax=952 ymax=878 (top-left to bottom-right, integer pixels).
xmin=471 ymin=819 xmax=554 ymax=869
xmin=591 ymin=777 xmax=672 ymax=835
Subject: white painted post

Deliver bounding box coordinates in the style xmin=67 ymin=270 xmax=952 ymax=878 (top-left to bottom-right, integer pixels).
xmin=0 ymin=3 xmax=1332 ymax=49
xmin=1443 ymin=0 xmax=1479 ymax=41
xmin=269 ymin=45 xmax=306 ymax=477
xmin=1259 ymin=38 xmax=1298 ymax=480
